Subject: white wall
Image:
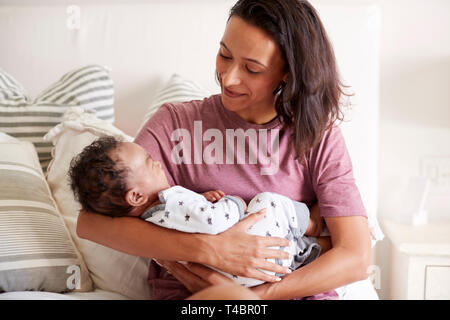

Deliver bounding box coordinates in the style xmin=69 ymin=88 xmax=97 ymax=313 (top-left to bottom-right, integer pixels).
xmin=316 ymin=0 xmax=450 ymax=300
xmin=378 ymin=0 xmax=450 ymax=221
xmin=374 ymin=0 xmax=450 ymax=299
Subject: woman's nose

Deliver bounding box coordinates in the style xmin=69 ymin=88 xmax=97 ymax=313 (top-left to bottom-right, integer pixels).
xmin=222 ymin=64 xmax=242 ymax=87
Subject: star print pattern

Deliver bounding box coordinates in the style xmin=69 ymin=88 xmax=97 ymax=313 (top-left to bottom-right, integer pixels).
xmin=141 ymin=186 xmax=317 ymax=288
xmin=142 ymin=186 xmax=243 ymax=234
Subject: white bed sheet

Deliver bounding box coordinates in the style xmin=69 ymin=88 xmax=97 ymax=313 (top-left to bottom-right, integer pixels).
xmin=0 ymin=289 xmax=130 ymax=300
xmin=0 ymin=278 xmax=378 ymax=300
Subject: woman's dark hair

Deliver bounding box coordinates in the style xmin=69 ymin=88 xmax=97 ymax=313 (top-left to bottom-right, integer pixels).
xmin=228 ymin=0 xmax=348 ymax=160
xmin=68 ymin=136 xmax=132 ymax=217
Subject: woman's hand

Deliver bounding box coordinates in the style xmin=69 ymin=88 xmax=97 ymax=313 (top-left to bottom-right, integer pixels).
xmin=154 ymin=259 xmax=234 ymax=294
xmin=200 ymin=208 xmax=292 ymax=283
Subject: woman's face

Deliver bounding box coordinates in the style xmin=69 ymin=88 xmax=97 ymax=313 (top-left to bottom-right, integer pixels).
xmin=216 ymin=16 xmax=287 ymax=124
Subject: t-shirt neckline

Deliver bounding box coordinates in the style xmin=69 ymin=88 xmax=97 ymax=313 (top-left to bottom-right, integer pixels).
xmin=214 ymin=94 xmax=282 ymax=130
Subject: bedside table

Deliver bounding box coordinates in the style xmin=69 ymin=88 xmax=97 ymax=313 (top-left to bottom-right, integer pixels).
xmin=382 ymin=219 xmax=450 ymax=299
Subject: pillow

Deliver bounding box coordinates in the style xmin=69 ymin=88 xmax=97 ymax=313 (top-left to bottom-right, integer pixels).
xmin=0 ymin=131 xmax=19 ymax=143
xmin=0 ymin=65 xmax=114 ymax=173
xmin=0 ymin=139 xmax=93 ymax=293
xmin=138 ymin=74 xmax=211 ymax=132
xmin=44 ymin=107 xmax=152 ymax=300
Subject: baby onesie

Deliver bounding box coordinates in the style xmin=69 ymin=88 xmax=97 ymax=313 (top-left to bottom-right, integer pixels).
xmin=141 ymin=186 xmax=321 ymax=287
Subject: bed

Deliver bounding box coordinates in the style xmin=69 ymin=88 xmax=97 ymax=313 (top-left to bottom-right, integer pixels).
xmin=0 ymin=0 xmax=383 ymax=300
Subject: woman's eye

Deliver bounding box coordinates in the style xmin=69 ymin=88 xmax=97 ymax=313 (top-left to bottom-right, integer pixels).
xmin=219 ymin=53 xmax=232 ymax=60
xmin=246 ymin=66 xmax=260 ymax=74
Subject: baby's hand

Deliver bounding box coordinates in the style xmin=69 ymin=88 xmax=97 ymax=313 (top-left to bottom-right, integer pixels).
xmin=202 ymin=190 xmax=225 ymax=202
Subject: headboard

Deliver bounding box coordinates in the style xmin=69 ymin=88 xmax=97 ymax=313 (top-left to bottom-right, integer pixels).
xmin=0 ymin=0 xmax=380 ymax=219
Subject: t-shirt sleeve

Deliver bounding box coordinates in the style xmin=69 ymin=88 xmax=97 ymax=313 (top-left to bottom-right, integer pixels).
xmin=134 ymin=104 xmax=176 ymax=186
xmin=309 ymin=126 xmax=367 ymax=218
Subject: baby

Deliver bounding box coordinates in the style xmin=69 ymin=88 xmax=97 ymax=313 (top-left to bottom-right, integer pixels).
xmin=69 ymin=136 xmax=329 ymax=287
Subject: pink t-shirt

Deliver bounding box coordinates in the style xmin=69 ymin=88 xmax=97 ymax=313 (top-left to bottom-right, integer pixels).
xmin=135 ymin=94 xmax=365 ymax=300
xmin=135 ymin=94 xmax=367 ymax=218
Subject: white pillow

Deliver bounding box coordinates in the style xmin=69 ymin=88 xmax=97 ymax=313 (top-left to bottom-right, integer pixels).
xmin=0 ymin=65 xmax=114 ymax=173
xmin=0 ymin=139 xmax=93 ymax=293
xmin=138 ymin=74 xmax=211 ymax=132
xmin=0 ymin=131 xmax=20 ymax=143
xmin=44 ymin=107 xmax=152 ymax=300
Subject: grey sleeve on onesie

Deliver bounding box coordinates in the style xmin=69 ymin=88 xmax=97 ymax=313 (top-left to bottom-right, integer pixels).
xmin=290 ymin=200 xmax=321 ymax=269
xmin=291 ymin=200 xmax=310 ymax=236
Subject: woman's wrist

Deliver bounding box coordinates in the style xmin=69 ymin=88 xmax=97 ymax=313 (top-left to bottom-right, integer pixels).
xmin=189 ymin=233 xmax=218 ymax=265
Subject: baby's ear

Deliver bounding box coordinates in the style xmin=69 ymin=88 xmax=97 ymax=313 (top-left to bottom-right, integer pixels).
xmin=125 ymin=188 xmax=147 ymax=207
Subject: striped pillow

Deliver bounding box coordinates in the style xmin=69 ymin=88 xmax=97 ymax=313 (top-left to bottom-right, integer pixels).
xmin=0 ymin=139 xmax=93 ymax=293
xmin=138 ymin=74 xmax=211 ymax=132
xmin=0 ymin=65 xmax=114 ymax=172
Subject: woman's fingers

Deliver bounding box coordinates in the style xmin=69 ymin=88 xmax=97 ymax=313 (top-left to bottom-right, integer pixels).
xmin=258 ymin=246 xmax=291 ymax=260
xmin=245 ymin=269 xmax=282 ymax=283
xmin=157 ymin=260 xmax=238 ymax=294
xmin=185 ymin=262 xmax=233 ymax=285
xmin=257 ymin=236 xmax=291 ymax=252
xmin=158 ymin=260 xmax=210 ymax=293
xmin=235 ymin=208 xmax=267 ymax=231
xmin=185 ymin=261 xmax=287 ymax=285
xmin=251 ymin=259 xmax=291 ymax=279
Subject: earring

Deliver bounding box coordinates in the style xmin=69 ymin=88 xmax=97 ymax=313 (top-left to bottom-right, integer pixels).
xmin=273 ymin=81 xmax=285 ymax=96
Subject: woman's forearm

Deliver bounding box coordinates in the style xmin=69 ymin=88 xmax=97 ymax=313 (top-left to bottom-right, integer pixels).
xmin=77 ymin=210 xmax=211 ymax=262
xmin=77 ymin=210 xmax=291 ymax=282
xmin=253 ymin=245 xmax=370 ymax=299
xmin=253 ymin=216 xmax=372 ymax=299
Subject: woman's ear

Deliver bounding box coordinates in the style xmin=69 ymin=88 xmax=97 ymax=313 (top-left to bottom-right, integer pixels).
xmin=282 ymin=73 xmax=289 ymax=84
xmin=125 ymin=188 xmax=148 ymax=207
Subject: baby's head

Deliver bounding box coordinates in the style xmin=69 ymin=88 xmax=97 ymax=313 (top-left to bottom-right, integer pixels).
xmin=69 ymin=136 xmax=168 ymax=217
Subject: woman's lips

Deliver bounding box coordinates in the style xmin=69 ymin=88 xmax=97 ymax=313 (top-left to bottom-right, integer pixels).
xmin=224 ymin=87 xmax=245 ymax=98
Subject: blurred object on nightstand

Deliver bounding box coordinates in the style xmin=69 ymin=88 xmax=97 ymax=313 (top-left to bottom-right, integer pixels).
xmin=394 ymin=176 xmax=430 ymax=226
xmin=382 ymin=219 xmax=450 ymax=299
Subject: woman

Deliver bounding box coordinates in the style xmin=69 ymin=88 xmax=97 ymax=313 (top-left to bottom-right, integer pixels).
xmin=77 ymin=0 xmax=371 ymax=299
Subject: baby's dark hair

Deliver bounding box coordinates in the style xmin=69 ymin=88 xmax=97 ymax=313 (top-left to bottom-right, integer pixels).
xmin=68 ymin=136 xmax=132 ymax=217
